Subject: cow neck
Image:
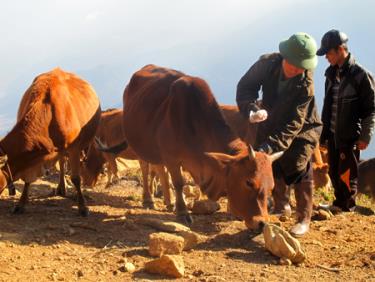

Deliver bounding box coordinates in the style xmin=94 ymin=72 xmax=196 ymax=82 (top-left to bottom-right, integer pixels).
xmin=0 ymin=124 xmax=35 ymax=176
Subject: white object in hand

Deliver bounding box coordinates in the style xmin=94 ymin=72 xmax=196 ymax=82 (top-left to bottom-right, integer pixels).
xmin=249 ymin=109 xmax=268 ymax=123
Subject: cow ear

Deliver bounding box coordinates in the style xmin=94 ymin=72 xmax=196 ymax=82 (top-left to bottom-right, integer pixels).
xmin=0 ymin=155 xmax=7 ymax=168
xmin=205 ymin=152 xmax=235 ymax=168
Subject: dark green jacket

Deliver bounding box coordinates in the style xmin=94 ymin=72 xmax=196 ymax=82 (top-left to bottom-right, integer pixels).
xmin=236 ymin=53 xmax=322 ymax=181
xmin=320 ymin=53 xmax=375 ymax=147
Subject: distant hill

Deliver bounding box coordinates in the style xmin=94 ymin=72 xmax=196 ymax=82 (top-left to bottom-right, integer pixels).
xmin=1 ymin=1 xmax=374 ymax=157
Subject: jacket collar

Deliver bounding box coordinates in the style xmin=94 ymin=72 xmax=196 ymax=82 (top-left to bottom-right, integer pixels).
xmin=325 ymin=53 xmax=355 ymax=79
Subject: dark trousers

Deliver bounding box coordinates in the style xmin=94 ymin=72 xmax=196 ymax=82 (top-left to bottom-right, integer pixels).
xmin=327 ymin=136 xmax=359 ymax=210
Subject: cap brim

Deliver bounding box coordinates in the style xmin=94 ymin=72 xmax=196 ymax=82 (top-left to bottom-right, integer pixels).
xmin=316 ymin=47 xmax=328 ymax=56
xmin=279 ymin=39 xmax=318 ymax=70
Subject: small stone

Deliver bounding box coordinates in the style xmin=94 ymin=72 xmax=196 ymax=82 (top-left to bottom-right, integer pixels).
xmin=124 ymin=262 xmax=136 ymax=273
xmin=149 ymin=232 xmax=184 ymax=257
xmin=192 ymin=200 xmax=220 ymax=215
xmin=77 ymin=270 xmax=84 ymax=278
xmin=144 ymin=255 xmax=184 ymax=278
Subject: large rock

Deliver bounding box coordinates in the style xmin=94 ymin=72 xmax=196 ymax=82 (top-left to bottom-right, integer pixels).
xmin=144 ymin=255 xmax=184 ymax=278
xmin=177 ymin=230 xmax=205 ymax=251
xmin=149 ymin=232 xmax=184 ymax=257
xmin=136 ymin=218 xmax=191 ymax=232
xmin=263 ymin=223 xmax=306 ymax=264
xmin=183 ymin=185 xmax=201 ymax=200
xmin=192 ymin=199 xmax=220 ymax=215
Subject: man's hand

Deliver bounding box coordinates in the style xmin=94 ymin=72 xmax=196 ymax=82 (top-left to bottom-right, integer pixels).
xmin=356 ymin=140 xmax=368 ymax=150
xmin=249 ymin=109 xmax=268 ymax=123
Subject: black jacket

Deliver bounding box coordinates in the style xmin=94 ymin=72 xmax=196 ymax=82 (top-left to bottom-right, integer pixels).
xmin=320 ymin=54 xmax=375 ymax=147
xmin=236 ymin=53 xmax=322 ymax=180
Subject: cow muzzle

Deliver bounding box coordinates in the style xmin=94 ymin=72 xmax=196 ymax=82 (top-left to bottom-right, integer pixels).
xmin=245 ymin=215 xmax=267 ymax=233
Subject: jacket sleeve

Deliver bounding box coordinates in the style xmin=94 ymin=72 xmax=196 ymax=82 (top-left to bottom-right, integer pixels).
xmin=263 ymin=91 xmax=313 ymax=153
xmin=359 ymin=72 xmax=375 ymax=144
xmin=236 ymin=57 xmax=271 ymax=118
xmin=319 ymin=78 xmax=330 ymax=145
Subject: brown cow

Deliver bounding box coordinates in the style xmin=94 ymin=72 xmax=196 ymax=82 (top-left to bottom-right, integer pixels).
xmin=0 ymin=68 xmax=101 ymax=216
xmin=220 ymin=104 xmax=331 ymax=190
xmin=81 ymin=108 xmax=173 ymax=209
xmin=98 ymin=65 xmax=282 ymax=230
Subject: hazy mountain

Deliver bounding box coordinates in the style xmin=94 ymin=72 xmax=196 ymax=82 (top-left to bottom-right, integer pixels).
xmin=1 ymin=0 xmax=374 ymax=157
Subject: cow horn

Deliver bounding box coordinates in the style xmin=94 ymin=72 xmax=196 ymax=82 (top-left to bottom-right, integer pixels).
xmin=248 ymin=144 xmax=256 ymax=159
xmin=269 ymin=151 xmax=283 ymax=163
xmin=94 ymin=136 xmax=128 ymax=155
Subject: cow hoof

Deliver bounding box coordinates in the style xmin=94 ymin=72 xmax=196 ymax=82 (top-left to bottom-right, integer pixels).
xmin=8 ymin=189 xmax=16 ymax=196
xmin=143 ymin=201 xmax=155 ymax=210
xmin=12 ymin=206 xmax=25 ymax=214
xmin=177 ymin=213 xmax=193 ymax=225
xmin=56 ymin=189 xmax=66 ymax=197
xmin=78 ymin=207 xmax=89 ymax=217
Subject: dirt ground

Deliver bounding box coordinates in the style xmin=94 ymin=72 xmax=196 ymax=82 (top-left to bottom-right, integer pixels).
xmin=0 ymin=169 xmax=374 ymax=282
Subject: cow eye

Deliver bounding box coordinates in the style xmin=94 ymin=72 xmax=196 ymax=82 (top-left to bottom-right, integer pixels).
xmin=246 ymin=180 xmax=253 ymax=188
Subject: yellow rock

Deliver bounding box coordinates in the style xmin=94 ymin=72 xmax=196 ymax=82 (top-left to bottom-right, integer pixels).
xmin=145 ymin=255 xmax=184 ymax=278
xmin=192 ymin=199 xmax=220 ymax=215
xmin=149 ymin=232 xmax=184 ymax=257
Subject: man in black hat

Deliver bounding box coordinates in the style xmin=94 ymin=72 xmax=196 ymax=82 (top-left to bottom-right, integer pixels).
xmin=317 ymin=29 xmax=375 ymax=211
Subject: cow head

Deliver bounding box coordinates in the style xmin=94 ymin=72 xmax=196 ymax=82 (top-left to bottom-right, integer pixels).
xmin=0 ymin=155 xmax=9 ymax=194
xmin=204 ymin=146 xmax=282 ymax=231
xmin=80 ymin=144 xmax=106 ymax=187
xmin=80 ymin=161 xmax=100 ymax=187
xmin=312 ymin=163 xmax=330 ymax=189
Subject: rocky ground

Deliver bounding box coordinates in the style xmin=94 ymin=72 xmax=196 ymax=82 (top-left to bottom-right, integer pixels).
xmin=0 ymin=168 xmax=374 ymax=282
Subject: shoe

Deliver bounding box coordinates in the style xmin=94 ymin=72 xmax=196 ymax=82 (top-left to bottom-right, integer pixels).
xmin=289 ymin=221 xmax=310 ymax=238
xmin=318 ymin=203 xmax=355 ymax=214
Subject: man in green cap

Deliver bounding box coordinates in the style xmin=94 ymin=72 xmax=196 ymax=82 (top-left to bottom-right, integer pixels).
xmin=236 ymin=32 xmax=322 ymax=237
xmin=317 ymin=30 xmax=375 ymax=212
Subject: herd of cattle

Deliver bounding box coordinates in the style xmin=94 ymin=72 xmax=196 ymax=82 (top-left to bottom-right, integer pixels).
xmin=0 ymin=65 xmax=373 ymax=232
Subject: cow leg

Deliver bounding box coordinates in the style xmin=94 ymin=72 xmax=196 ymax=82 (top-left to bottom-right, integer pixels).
xmin=139 ymin=160 xmax=155 ymax=209
xmin=105 ymin=169 xmax=113 ymax=188
xmin=155 ymin=165 xmax=173 ymax=211
xmin=8 ymin=181 xmax=16 ymax=196
xmin=168 ymin=165 xmax=192 ymax=225
xmin=12 ymin=182 xmax=30 ymax=214
xmin=56 ymin=157 xmax=67 ymax=196
xmin=106 ymin=158 xmax=118 ymax=188
xmin=69 ymin=150 xmax=88 ymax=216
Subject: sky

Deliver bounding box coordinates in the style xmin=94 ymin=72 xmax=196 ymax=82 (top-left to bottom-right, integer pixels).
xmin=1 ymin=0 xmax=375 ymax=157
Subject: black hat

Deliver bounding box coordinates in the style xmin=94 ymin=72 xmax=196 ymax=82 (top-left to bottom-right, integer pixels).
xmin=316 ymin=29 xmax=348 ymax=56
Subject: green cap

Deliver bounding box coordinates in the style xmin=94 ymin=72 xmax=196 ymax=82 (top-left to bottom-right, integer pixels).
xmin=279 ymin=32 xmax=318 ymax=70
